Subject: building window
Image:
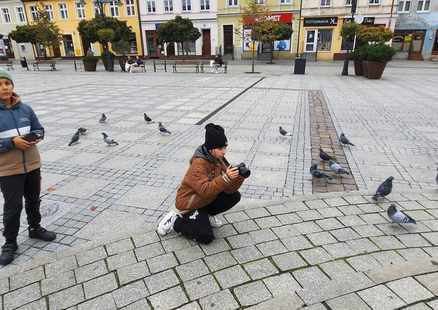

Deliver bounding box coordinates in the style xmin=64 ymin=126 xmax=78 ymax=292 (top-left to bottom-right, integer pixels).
xmin=45 ymin=5 xmax=54 ymax=20
xmin=178 ymin=41 xmax=196 ymax=55
xmin=228 ymin=0 xmax=238 ymax=6
xmin=417 ymin=0 xmax=430 ymax=11
xmin=255 ymin=0 xmax=265 ymax=3
xmin=126 ymin=0 xmax=135 ymax=15
xmin=94 ymin=3 xmax=102 ymax=16
xmin=280 ymin=0 xmax=291 ymax=4
xmin=30 ymin=6 xmax=39 ymax=21
xmin=76 ymin=2 xmax=85 ymax=19
xmin=1 ymin=8 xmax=11 ymax=23
xmin=59 ymin=3 xmax=68 ymax=19
xmin=318 ymin=29 xmax=333 ymax=51
xmin=345 ymin=0 xmax=351 ymax=5
xmin=129 ymin=32 xmax=137 ymax=53
xmin=200 ymin=0 xmax=210 ymax=10
xmin=16 ymin=7 xmax=26 ymax=23
xmin=147 ymin=0 xmax=156 ymax=12
xmin=369 ymin=0 xmax=380 ymax=5
xmin=109 ymin=1 xmax=119 ymax=16
xmin=164 ymin=0 xmax=173 ymax=12
xmin=182 ymin=0 xmax=191 ymax=11
xmin=398 ymin=0 xmax=411 ymax=12
xmin=320 ymin=0 xmax=330 ymax=6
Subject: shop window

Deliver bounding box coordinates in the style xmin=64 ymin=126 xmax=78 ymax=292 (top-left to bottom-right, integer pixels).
xmin=147 ymin=0 xmax=156 ymax=12
xmin=417 ymin=0 xmax=430 ymax=11
xmin=398 ymin=0 xmax=411 ymax=12
xmin=1 ymin=8 xmax=11 ymax=23
xmin=16 ymin=7 xmax=26 ymax=23
xmin=126 ymin=0 xmax=135 ymax=15
xmin=320 ymin=0 xmax=330 ymax=7
xmin=129 ymin=32 xmax=137 ymax=53
xmin=228 ymin=0 xmax=238 ymax=6
xmin=182 ymin=0 xmax=191 ymax=11
xmin=201 ymin=0 xmax=210 ymax=10
xmin=345 ymin=0 xmax=352 ymax=5
xmin=369 ymin=0 xmax=380 ymax=5
xmin=164 ymin=0 xmax=173 ymax=12
xmin=317 ymin=29 xmax=332 ymax=51
xmin=178 ymin=41 xmax=196 ymax=55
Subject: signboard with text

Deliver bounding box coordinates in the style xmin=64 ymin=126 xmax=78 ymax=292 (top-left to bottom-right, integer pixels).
xmin=244 ymin=13 xmax=293 ymax=25
xmin=304 ymin=17 xmax=338 ymax=27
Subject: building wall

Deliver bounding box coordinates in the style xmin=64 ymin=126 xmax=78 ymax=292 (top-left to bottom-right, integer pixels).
xmin=0 ymin=0 xmax=34 ymax=59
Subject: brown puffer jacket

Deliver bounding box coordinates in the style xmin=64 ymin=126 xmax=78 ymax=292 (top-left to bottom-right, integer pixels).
xmin=175 ymin=145 xmax=244 ymax=212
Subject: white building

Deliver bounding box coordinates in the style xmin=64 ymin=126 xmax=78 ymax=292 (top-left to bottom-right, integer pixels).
xmin=0 ymin=0 xmax=34 ymax=60
xmin=139 ymin=0 xmax=217 ymax=57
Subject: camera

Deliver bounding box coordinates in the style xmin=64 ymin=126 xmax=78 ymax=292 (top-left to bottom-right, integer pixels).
xmin=235 ymin=163 xmax=251 ymax=179
xmin=23 ymin=132 xmax=41 ymax=142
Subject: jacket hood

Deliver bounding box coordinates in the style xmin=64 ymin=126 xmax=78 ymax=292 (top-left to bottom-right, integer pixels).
xmin=0 ymin=93 xmax=21 ymax=109
xmin=193 ymin=144 xmax=216 ymax=163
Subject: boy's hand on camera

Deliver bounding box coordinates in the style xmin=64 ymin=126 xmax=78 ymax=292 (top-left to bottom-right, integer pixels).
xmin=226 ymin=166 xmax=239 ymax=180
xmin=12 ymin=136 xmax=33 ymax=150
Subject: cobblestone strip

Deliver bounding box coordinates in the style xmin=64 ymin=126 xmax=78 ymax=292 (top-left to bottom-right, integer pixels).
xmin=308 ymin=90 xmax=358 ymax=193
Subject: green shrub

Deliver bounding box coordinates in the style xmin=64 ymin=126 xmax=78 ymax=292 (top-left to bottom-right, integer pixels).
xmin=366 ymin=43 xmax=396 ymax=62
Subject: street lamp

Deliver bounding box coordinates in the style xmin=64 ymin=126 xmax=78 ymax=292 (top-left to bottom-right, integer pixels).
xmin=341 ymin=0 xmax=357 ymax=76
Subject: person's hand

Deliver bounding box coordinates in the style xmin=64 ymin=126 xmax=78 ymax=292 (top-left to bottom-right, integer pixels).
xmin=12 ymin=136 xmax=35 ymax=150
xmin=226 ymin=166 xmax=239 ymax=180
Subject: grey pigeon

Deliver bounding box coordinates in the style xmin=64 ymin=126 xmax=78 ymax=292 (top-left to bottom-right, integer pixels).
xmin=310 ymin=164 xmax=332 ymax=180
xmin=101 ymin=132 xmax=119 ymax=146
xmin=319 ymin=148 xmax=334 ymax=161
xmin=78 ymin=127 xmax=87 ymax=135
xmin=435 ymin=167 xmax=438 ymax=185
xmin=144 ymin=113 xmax=153 ymax=123
xmin=99 ymin=113 xmax=107 ymax=124
xmin=372 ymin=176 xmax=394 ymax=201
xmin=158 ymin=122 xmax=171 ymax=134
xmin=279 ymin=126 xmax=289 ymax=136
xmin=387 ymin=204 xmax=416 ymax=224
xmin=339 ymin=133 xmax=354 ymax=146
xmin=68 ymin=130 xmax=80 ymax=146
xmin=329 ymin=160 xmax=350 ymax=175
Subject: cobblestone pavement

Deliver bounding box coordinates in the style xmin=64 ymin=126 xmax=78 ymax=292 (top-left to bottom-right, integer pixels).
xmin=1 ymin=190 xmax=438 ymax=309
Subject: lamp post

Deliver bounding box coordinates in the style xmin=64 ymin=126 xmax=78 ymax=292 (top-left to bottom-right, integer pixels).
xmin=341 ymin=0 xmax=357 ymax=76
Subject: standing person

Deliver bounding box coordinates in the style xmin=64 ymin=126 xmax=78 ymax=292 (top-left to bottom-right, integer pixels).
xmin=157 ymin=123 xmax=247 ymax=244
xmin=0 ymin=70 xmax=56 ymax=265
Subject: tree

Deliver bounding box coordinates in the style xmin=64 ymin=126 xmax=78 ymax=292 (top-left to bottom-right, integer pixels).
xmin=10 ymin=7 xmax=61 ymax=58
xmin=157 ymin=16 xmax=201 ymax=56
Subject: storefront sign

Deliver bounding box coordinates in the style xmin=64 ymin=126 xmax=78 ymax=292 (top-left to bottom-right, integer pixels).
xmin=344 ymin=16 xmax=375 ymax=25
xmin=244 ymin=13 xmax=293 ymax=25
xmin=304 ymin=17 xmax=338 ymax=27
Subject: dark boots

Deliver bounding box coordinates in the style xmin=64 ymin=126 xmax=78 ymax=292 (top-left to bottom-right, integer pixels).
xmin=0 ymin=241 xmax=18 ymax=266
xmin=29 ymin=226 xmax=56 ymax=241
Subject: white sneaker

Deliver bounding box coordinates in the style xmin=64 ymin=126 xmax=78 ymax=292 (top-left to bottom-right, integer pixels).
xmin=157 ymin=211 xmax=178 ymax=236
xmin=209 ymin=216 xmax=223 ymax=228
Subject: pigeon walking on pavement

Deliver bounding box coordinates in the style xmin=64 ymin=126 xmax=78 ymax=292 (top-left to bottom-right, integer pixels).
xmin=310 ymin=164 xmax=333 ymax=180
xmin=101 ymin=132 xmax=119 ymax=146
xmin=387 ymin=204 xmax=416 ymax=224
xmin=77 ymin=127 xmax=87 ymax=135
xmin=158 ymin=122 xmax=171 ymax=135
xmin=435 ymin=167 xmax=438 ymax=185
xmin=279 ymin=126 xmax=290 ymax=136
xmin=329 ymin=160 xmax=350 ymax=175
xmin=339 ymin=133 xmax=354 ymax=146
xmin=372 ymin=176 xmax=394 ymax=201
xmin=144 ymin=113 xmax=153 ymax=124
xmin=68 ymin=130 xmax=80 ymax=146
xmin=319 ymin=148 xmax=334 ymax=161
xmin=99 ymin=113 xmax=107 ymax=124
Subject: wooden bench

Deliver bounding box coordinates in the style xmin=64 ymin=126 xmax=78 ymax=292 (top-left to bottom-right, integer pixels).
xmin=172 ymin=60 xmax=201 ymax=73
xmin=32 ymin=60 xmax=56 ymax=71
xmin=153 ymin=59 xmax=168 ymax=72
xmin=200 ymin=60 xmax=228 ymax=74
xmin=0 ymin=60 xmax=14 ymax=71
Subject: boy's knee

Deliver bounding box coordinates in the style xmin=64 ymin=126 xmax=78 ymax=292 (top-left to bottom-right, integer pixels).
xmin=196 ymin=233 xmax=214 ymax=244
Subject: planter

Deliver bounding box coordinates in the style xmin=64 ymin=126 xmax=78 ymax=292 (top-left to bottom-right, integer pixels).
xmin=294 ymin=58 xmax=306 ymax=75
xmin=354 ymin=60 xmax=363 ymax=76
xmin=362 ymin=61 xmax=369 ymax=78
xmin=102 ymin=53 xmax=114 ymax=72
xmin=83 ymin=58 xmax=98 ymax=72
xmin=365 ymin=61 xmax=387 ymax=79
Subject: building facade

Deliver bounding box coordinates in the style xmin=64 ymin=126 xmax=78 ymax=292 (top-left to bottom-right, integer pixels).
xmin=394 ymin=0 xmax=438 ymax=60
xmin=217 ymin=0 xmax=299 ymax=60
xmin=299 ymin=0 xmax=398 ymax=61
xmin=139 ymin=0 xmax=217 ymax=58
xmin=21 ymin=0 xmax=142 ymax=57
xmin=0 ymin=0 xmax=34 ymax=59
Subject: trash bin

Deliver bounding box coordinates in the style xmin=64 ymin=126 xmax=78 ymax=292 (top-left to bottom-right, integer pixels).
xmin=294 ymin=58 xmax=306 ymax=75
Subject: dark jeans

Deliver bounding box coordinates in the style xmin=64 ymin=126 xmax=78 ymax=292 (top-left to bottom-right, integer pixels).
xmin=0 ymin=169 xmax=42 ymax=243
xmin=174 ymin=191 xmax=241 ymax=244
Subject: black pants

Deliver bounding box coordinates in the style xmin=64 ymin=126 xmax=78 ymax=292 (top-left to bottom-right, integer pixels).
xmin=0 ymin=169 xmax=42 ymax=243
xmin=174 ymin=191 xmax=241 ymax=244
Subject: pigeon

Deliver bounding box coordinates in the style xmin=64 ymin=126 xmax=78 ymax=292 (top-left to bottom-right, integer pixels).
xmin=77 ymin=127 xmax=87 ymax=135
xmin=435 ymin=167 xmax=438 ymax=185
xmin=144 ymin=113 xmax=153 ymax=124
xmin=158 ymin=122 xmax=171 ymax=135
xmin=387 ymin=204 xmax=416 ymax=224
xmin=329 ymin=160 xmax=350 ymax=175
xmin=68 ymin=130 xmax=80 ymax=146
xmin=339 ymin=133 xmax=354 ymax=146
xmin=101 ymin=132 xmax=119 ymax=146
xmin=279 ymin=126 xmax=289 ymax=136
xmin=99 ymin=113 xmax=107 ymax=124
xmin=319 ymin=148 xmax=334 ymax=161
xmin=372 ymin=176 xmax=394 ymax=201
xmin=310 ymin=164 xmax=332 ymax=180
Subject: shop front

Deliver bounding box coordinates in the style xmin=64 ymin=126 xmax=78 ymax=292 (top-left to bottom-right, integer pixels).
xmin=301 ymin=16 xmax=340 ymax=61
xmin=392 ymin=30 xmax=426 ymax=60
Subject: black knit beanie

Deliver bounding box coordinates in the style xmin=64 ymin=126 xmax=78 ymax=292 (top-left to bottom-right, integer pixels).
xmin=204 ymin=123 xmax=227 ymax=150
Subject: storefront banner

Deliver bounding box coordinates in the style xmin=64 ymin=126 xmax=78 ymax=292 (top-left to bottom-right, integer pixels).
xmin=274 ymin=39 xmax=291 ymax=51
xmin=244 ymin=13 xmax=293 ymax=25
xmin=304 ymin=17 xmax=338 ymax=27
xmin=344 ymin=16 xmax=375 ymax=25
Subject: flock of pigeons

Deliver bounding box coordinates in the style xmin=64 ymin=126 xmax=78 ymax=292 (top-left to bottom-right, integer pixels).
xmin=67 ymin=113 xmax=172 ymax=147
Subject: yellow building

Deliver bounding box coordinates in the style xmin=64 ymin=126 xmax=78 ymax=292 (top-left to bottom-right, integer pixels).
xmin=217 ymin=0 xmax=300 ymax=60
xmin=22 ymin=0 xmax=143 ymax=57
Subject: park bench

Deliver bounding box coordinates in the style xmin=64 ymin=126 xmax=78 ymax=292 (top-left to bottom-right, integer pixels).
xmin=0 ymin=59 xmax=14 ymax=71
xmin=172 ymin=60 xmax=201 ymax=73
xmin=200 ymin=60 xmax=228 ymax=74
xmin=152 ymin=59 xmax=168 ymax=72
xmin=32 ymin=60 xmax=56 ymax=71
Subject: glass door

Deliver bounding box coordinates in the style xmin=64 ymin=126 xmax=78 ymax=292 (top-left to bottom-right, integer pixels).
xmin=305 ymin=30 xmax=317 ymax=52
